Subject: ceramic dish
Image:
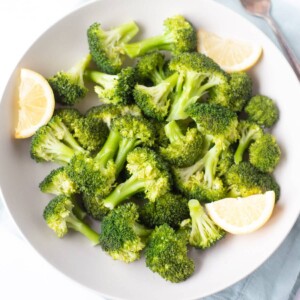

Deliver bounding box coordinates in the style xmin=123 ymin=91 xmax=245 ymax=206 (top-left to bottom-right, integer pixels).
xmin=0 ymin=0 xmax=300 ymax=299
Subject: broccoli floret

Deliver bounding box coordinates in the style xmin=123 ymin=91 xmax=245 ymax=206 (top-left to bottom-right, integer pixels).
xmin=87 ymin=21 xmax=139 ymax=74
xmin=245 ymin=95 xmax=279 ymax=128
xmin=234 ymin=120 xmax=263 ymax=164
xmin=100 ymin=147 xmax=172 ymax=211
xmin=30 ymin=116 xmax=85 ymax=165
xmin=85 ymin=67 xmax=136 ymax=104
xmin=145 ymin=224 xmax=194 ymax=283
xmin=55 ymin=108 xmax=109 ymax=153
xmin=186 ymin=103 xmax=239 ymax=143
xmin=249 ymin=133 xmax=281 ymax=173
xmin=133 ymin=72 xmax=178 ymax=121
xmin=180 ymin=199 xmax=225 ymax=249
xmin=135 ymin=51 xmax=168 ymax=85
xmin=124 ymin=15 xmax=196 ymax=58
xmin=225 ymin=162 xmax=280 ymax=201
xmin=86 ymin=103 xmax=142 ymax=128
xmin=48 ymin=54 xmax=91 ymax=105
xmin=159 ymin=120 xmax=203 ymax=167
xmin=39 ymin=166 xmax=78 ymax=196
xmin=43 ymin=195 xmax=99 ymax=245
xmin=100 ymin=203 xmax=151 ymax=263
xmin=139 ymin=192 xmax=189 ymax=229
xmin=216 ymin=145 xmax=235 ymax=177
xmin=209 ymin=72 xmax=252 ymax=112
xmin=166 ymin=52 xmax=229 ymax=122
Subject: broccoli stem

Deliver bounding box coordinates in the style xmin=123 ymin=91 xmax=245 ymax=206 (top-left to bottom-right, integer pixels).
xmin=85 ymin=70 xmax=117 ymax=89
xmin=66 ymin=216 xmax=99 ymax=245
xmin=115 ymin=138 xmax=139 ymax=175
xmin=124 ymin=34 xmax=174 ymax=58
xmin=102 ymin=176 xmax=146 ymax=209
xmin=164 ymin=120 xmax=185 ymax=143
xmin=132 ymin=222 xmax=152 ymax=238
xmin=234 ymin=128 xmax=259 ymax=164
xmin=95 ymin=129 xmax=121 ymax=166
xmin=112 ymin=21 xmax=140 ymax=44
xmin=72 ymin=200 xmax=87 ymax=220
xmin=68 ymin=54 xmax=92 ymax=81
xmin=50 ymin=140 xmax=78 ymax=164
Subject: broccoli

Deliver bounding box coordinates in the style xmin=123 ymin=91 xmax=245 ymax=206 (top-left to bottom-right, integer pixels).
xmin=139 ymin=192 xmax=190 ymax=229
xmin=66 ymin=117 xmax=156 ymax=219
xmin=55 ymin=108 xmax=109 ymax=153
xmin=249 ymin=133 xmax=281 ymax=173
xmin=180 ymin=199 xmax=225 ymax=249
xmin=133 ymin=72 xmax=178 ymax=121
xmin=48 ymin=53 xmax=91 ymax=105
xmin=85 ymin=67 xmax=136 ymax=104
xmin=216 ymin=145 xmax=235 ymax=177
xmin=159 ymin=120 xmax=203 ymax=167
xmin=99 ymin=203 xmax=151 ymax=263
xmin=124 ymin=15 xmax=196 ymax=58
xmin=173 ymin=103 xmax=239 ymax=202
xmin=145 ymin=224 xmax=194 ymax=283
xmin=85 ymin=103 xmax=142 ymax=128
xmin=209 ymin=72 xmax=252 ymax=112
xmin=233 ymin=120 xmax=263 ymax=164
xmin=225 ymin=162 xmax=280 ymax=201
xmin=100 ymin=147 xmax=172 ymax=211
xmin=39 ymin=166 xmax=78 ymax=196
xmin=245 ymin=95 xmax=279 ymax=128
xmin=135 ymin=51 xmax=168 ymax=85
xmin=43 ymin=195 xmax=99 ymax=245
xmin=30 ymin=115 xmax=85 ymax=165
xmin=166 ymin=52 xmax=229 ymax=122
xmin=87 ymin=21 xmax=139 ymax=74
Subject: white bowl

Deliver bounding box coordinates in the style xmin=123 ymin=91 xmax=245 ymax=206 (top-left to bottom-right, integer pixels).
xmin=0 ymin=0 xmax=300 ymax=299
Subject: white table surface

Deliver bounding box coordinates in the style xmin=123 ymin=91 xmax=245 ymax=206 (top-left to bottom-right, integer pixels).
xmin=0 ymin=1 xmax=299 ymax=300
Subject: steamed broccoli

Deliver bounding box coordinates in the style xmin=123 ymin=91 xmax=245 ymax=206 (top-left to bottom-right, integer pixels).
xmin=48 ymin=54 xmax=91 ymax=105
xmin=124 ymin=15 xmax=196 ymax=58
xmin=245 ymin=95 xmax=279 ymax=128
xmin=99 ymin=203 xmax=152 ymax=263
xmin=209 ymin=71 xmax=252 ymax=112
xmin=180 ymin=199 xmax=225 ymax=249
xmin=173 ymin=103 xmax=239 ymax=202
xmin=30 ymin=115 xmax=85 ymax=165
xmin=55 ymin=108 xmax=109 ymax=153
xmin=249 ymin=133 xmax=281 ymax=173
xmin=233 ymin=120 xmax=263 ymax=164
xmin=145 ymin=224 xmax=194 ymax=283
xmin=225 ymin=162 xmax=280 ymax=201
xmin=43 ymin=195 xmax=99 ymax=245
xmin=139 ymin=192 xmax=189 ymax=229
xmin=85 ymin=67 xmax=136 ymax=104
xmin=39 ymin=166 xmax=78 ymax=196
xmin=87 ymin=21 xmax=139 ymax=74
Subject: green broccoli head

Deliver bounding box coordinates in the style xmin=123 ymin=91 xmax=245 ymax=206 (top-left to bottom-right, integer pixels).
xmin=186 ymin=103 xmax=239 ymax=143
xmin=87 ymin=21 xmax=139 ymax=74
xmin=209 ymin=71 xmax=252 ymax=112
xmin=160 ymin=121 xmax=203 ymax=167
xmin=133 ymin=72 xmax=178 ymax=121
xmin=39 ymin=166 xmax=78 ymax=196
xmin=124 ymin=15 xmax=196 ymax=58
xmin=100 ymin=202 xmax=151 ymax=263
xmin=249 ymin=133 xmax=281 ymax=173
xmin=167 ymin=53 xmax=229 ymax=121
xmin=245 ymin=95 xmax=279 ymax=128
xmin=48 ymin=54 xmax=91 ymax=105
xmin=139 ymin=192 xmax=190 ymax=229
xmin=216 ymin=145 xmax=235 ymax=177
xmin=43 ymin=195 xmax=100 ymax=245
xmin=85 ymin=67 xmax=136 ymax=104
xmin=181 ymin=199 xmax=225 ymax=249
xmin=225 ymin=162 xmax=280 ymax=201
xmin=30 ymin=116 xmax=85 ymax=165
xmin=145 ymin=224 xmax=195 ymax=283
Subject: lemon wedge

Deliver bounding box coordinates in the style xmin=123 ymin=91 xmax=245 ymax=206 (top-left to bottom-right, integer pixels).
xmin=15 ymin=68 xmax=55 ymax=139
xmin=197 ymin=29 xmax=263 ymax=72
xmin=205 ymin=191 xmax=275 ymax=234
